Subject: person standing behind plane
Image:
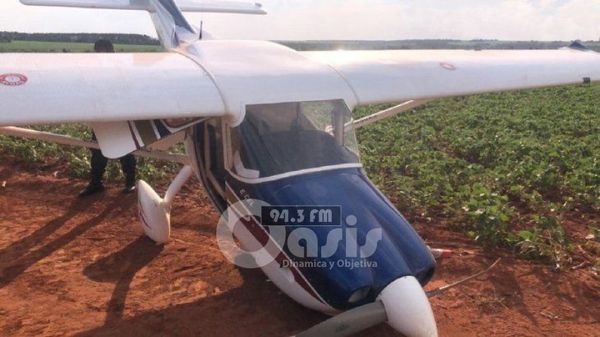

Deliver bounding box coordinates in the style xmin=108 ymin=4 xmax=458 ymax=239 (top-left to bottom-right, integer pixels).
xmin=79 ymin=40 xmax=137 ymax=197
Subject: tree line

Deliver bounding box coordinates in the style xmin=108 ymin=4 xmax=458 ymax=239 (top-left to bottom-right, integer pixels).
xmin=0 ymin=32 xmax=160 ymax=45
xmin=1 ymin=32 xmax=598 ymax=52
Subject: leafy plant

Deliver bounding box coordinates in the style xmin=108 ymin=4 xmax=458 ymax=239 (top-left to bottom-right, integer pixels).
xmin=460 ymin=183 xmax=513 ymax=245
xmin=510 ymin=216 xmax=571 ymax=269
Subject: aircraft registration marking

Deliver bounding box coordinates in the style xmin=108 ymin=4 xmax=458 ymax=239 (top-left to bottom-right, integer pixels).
xmin=0 ymin=73 xmax=28 ymax=86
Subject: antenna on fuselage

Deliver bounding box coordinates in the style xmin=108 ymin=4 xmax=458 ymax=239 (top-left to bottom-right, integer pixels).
xmin=199 ymin=21 xmax=204 ymax=39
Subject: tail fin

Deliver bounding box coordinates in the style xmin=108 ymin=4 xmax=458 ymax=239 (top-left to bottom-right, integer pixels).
xmin=20 ymin=0 xmax=266 ymax=48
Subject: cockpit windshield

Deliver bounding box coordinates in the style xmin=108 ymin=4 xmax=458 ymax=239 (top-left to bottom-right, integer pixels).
xmin=230 ymin=99 xmax=360 ymax=180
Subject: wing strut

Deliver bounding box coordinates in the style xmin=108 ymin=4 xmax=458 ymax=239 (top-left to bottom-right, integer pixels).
xmin=352 ymin=99 xmax=432 ymax=129
xmin=0 ymin=126 xmax=189 ymax=164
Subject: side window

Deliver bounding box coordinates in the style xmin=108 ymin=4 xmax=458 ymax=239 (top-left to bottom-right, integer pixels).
xmin=229 ymin=129 xmax=260 ymax=179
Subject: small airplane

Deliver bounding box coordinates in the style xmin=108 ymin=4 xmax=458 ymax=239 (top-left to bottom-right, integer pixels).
xmin=1 ymin=1 xmax=599 ymax=336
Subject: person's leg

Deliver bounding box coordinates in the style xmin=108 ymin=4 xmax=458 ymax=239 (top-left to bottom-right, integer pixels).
xmin=119 ymin=154 xmax=137 ymax=193
xmin=79 ymin=133 xmax=108 ymax=197
xmin=90 ymin=148 xmax=109 ymax=185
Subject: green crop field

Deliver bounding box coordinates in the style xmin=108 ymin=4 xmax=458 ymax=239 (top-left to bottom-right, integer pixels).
xmin=0 ymin=124 xmax=182 ymax=186
xmin=0 ymin=40 xmax=162 ymax=53
xmin=356 ymin=84 xmax=600 ymax=267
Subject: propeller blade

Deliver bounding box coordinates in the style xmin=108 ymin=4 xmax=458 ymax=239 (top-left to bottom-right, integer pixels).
xmin=294 ymin=302 xmax=387 ymax=337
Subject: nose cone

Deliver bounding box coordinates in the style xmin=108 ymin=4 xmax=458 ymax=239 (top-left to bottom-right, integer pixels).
xmin=378 ymin=276 xmax=438 ymax=337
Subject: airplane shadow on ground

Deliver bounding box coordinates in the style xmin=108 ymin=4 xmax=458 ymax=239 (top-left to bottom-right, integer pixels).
xmin=83 ymin=236 xmax=165 ymax=323
xmin=0 ymin=196 xmax=133 ymax=288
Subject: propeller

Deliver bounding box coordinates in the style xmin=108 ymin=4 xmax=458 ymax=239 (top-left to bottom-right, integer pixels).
xmin=294 ymin=302 xmax=387 ymax=337
xmin=293 ymin=259 xmax=501 ymax=337
xmin=137 ymin=165 xmax=194 ymax=244
xmin=294 ymin=276 xmax=437 ymax=337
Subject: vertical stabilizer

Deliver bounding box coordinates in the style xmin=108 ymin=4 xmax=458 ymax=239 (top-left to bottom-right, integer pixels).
xmin=149 ymin=0 xmax=197 ymax=48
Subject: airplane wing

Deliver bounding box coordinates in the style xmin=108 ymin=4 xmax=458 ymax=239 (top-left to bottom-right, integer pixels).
xmin=301 ymin=48 xmax=600 ymax=106
xmin=0 ymin=52 xmax=226 ymax=125
xmin=3 ymin=43 xmax=600 ymax=158
xmin=8 ymin=48 xmax=597 ymax=128
xmin=0 ymin=52 xmax=229 ymax=158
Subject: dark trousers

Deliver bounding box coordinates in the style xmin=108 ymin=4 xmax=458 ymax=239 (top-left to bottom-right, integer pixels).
xmin=91 ymin=133 xmax=136 ymax=186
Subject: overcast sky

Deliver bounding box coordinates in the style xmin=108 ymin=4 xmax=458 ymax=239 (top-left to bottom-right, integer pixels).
xmin=0 ymin=0 xmax=598 ymax=41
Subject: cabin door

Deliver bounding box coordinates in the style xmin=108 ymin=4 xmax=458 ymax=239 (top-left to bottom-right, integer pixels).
xmin=192 ymin=119 xmax=228 ymax=212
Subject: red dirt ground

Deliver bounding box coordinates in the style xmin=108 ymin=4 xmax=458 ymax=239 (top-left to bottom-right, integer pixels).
xmin=0 ymin=163 xmax=598 ymax=337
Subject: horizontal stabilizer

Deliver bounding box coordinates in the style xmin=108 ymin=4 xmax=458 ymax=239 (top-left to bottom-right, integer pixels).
xmin=20 ymin=0 xmax=266 ymax=14
xmin=20 ymin=0 xmax=148 ymax=10
xmin=20 ymin=0 xmax=265 ymax=48
xmin=178 ymin=0 xmax=265 ymax=14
